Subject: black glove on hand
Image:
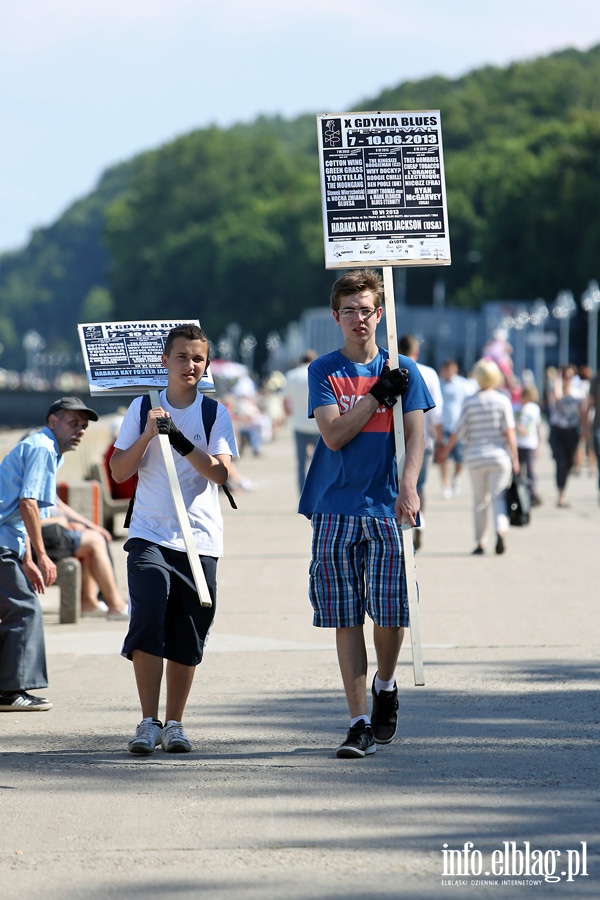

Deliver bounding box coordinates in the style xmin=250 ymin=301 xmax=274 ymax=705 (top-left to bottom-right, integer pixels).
xmin=368 ymin=367 xmax=409 ymax=408
xmin=156 ymin=416 xmax=195 ymax=456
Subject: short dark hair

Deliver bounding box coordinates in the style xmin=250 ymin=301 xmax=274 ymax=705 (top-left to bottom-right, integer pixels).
xmin=330 ymin=269 xmax=383 ymax=311
xmin=164 ymin=323 xmax=210 ymax=360
xmin=398 ymin=334 xmax=419 ymax=357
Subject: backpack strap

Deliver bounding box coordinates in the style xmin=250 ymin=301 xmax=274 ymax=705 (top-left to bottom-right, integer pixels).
xmin=202 ymin=396 xmax=237 ymax=509
xmin=123 ymin=395 xmax=151 ymax=528
xmin=201 ymin=395 xmax=218 ymax=441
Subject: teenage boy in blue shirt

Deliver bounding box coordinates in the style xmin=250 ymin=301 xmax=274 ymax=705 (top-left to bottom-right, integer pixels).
xmin=299 ymin=269 xmax=434 ymax=758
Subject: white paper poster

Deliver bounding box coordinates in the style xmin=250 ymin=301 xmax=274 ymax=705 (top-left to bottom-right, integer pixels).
xmin=317 ymin=111 xmax=451 ymax=269
xmin=77 ymin=319 xmax=214 ymax=395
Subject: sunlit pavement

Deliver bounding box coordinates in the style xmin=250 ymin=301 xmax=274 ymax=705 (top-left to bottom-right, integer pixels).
xmin=1 ymin=418 xmax=598 ymax=899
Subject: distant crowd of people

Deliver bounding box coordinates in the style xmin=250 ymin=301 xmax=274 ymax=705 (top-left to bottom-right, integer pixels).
xmin=279 ymin=328 xmax=600 ymax=558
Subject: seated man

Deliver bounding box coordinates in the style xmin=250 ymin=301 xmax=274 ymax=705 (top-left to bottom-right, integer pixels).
xmin=41 ymin=498 xmax=129 ymax=620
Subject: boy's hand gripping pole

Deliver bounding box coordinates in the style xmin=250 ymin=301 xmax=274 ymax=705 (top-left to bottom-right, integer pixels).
xmin=382 ymin=268 xmax=425 ymax=686
xmin=150 ymin=390 xmax=212 ymax=607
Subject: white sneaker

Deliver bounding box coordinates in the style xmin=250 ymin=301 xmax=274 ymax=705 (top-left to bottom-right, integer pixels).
xmin=128 ymin=717 xmax=163 ymax=754
xmin=162 ymin=720 xmax=192 ymax=753
xmin=442 ymin=487 xmax=453 ymax=500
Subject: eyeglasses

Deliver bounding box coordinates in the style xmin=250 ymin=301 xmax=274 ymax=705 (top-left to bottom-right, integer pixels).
xmin=337 ymin=307 xmax=378 ymax=320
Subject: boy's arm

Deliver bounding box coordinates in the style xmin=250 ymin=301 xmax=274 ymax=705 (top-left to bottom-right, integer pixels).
xmin=110 ymin=405 xmax=162 ymax=482
xmin=178 ymin=448 xmax=232 ymax=486
xmin=311 ymin=366 xmax=407 ymax=451
xmin=395 ymin=409 xmax=425 ymax=526
xmin=313 ymin=395 xmax=380 ymax=451
xmin=154 ymin=414 xmax=232 ymax=486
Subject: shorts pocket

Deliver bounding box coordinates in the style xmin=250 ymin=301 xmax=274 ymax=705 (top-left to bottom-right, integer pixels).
xmin=308 ymin=559 xmax=323 ymax=610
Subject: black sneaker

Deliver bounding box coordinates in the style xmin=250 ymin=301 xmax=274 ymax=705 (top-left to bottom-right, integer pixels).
xmin=0 ymin=691 xmax=53 ymax=712
xmin=336 ymin=720 xmax=376 ymax=758
xmin=371 ymin=677 xmax=398 ymax=744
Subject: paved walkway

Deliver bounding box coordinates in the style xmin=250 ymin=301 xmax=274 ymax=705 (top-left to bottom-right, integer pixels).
xmin=1 ymin=418 xmax=599 ymax=899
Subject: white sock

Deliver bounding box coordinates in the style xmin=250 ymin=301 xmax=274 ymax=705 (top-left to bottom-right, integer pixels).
xmin=350 ymin=714 xmax=371 ymax=727
xmin=165 ymin=719 xmax=182 ymax=728
xmin=374 ymin=673 xmax=397 ymax=694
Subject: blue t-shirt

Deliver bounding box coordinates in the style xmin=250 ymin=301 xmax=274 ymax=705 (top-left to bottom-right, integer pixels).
xmin=0 ymin=427 xmax=62 ymax=556
xmin=298 ymin=348 xmax=434 ymax=518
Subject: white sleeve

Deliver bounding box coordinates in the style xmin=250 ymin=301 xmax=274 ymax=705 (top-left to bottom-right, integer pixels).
xmin=113 ymin=397 xmax=144 ymax=451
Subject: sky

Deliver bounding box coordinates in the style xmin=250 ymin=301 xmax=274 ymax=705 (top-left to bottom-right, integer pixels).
xmin=1 ymin=0 xmax=599 ymax=254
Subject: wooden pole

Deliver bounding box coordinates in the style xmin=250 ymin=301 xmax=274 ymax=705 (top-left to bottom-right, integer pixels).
xmin=382 ymin=268 xmax=425 ymax=686
xmin=149 ymin=390 xmax=212 ymax=607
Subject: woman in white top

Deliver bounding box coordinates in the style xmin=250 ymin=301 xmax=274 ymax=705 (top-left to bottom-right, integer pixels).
xmin=443 ymin=359 xmax=519 ymax=555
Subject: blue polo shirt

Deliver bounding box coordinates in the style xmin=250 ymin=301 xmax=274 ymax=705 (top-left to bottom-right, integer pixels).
xmin=0 ymin=427 xmax=62 ymax=557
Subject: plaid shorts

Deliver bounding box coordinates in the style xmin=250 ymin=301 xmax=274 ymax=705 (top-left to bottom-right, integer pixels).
xmin=308 ymin=513 xmax=410 ymax=628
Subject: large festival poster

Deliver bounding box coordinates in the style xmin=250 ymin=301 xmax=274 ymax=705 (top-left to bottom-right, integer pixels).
xmin=317 ymin=111 xmax=451 ymax=269
xmin=77 ymin=319 xmax=215 ymax=395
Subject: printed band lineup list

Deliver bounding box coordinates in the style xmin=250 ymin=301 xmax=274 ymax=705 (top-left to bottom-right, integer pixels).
xmin=317 ymin=112 xmax=451 ymax=267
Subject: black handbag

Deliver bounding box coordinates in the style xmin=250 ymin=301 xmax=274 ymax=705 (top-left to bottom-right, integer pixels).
xmin=506 ymin=473 xmax=531 ymax=526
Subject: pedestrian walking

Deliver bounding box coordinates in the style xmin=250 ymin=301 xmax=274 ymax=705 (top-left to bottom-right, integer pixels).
xmin=110 ymin=324 xmax=238 ymax=755
xmin=515 ymin=385 xmax=543 ymax=506
xmin=547 ymin=365 xmax=585 ymax=508
xmin=398 ymin=335 xmax=443 ymax=550
xmin=441 ymin=359 xmax=518 ymax=555
xmin=438 ymin=358 xmax=473 ymax=498
xmin=0 ymin=396 xmax=99 ymax=711
xmin=283 ymin=350 xmax=320 ymax=494
xmin=298 ymin=269 xmax=433 ymax=759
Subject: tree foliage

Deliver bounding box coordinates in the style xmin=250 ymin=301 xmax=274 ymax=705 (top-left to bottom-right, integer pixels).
xmin=0 ymin=45 xmax=599 ymax=368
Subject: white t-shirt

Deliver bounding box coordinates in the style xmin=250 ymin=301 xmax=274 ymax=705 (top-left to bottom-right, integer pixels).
xmin=417 ymin=362 xmax=443 ymax=450
xmin=115 ymin=391 xmax=238 ymax=557
xmin=516 ymin=401 xmax=541 ymax=450
xmin=284 ymin=364 xmax=321 ymax=435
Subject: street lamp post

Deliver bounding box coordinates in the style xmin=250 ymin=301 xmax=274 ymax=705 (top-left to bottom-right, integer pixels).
xmin=581 ymin=280 xmax=600 ymax=374
xmin=551 ymin=290 xmax=576 ymax=368
xmin=22 ymin=330 xmax=45 ymax=372
xmin=511 ymin=307 xmax=530 ymax=380
xmin=464 ymin=317 xmax=478 ymax=375
xmin=529 ymin=299 xmax=549 ymax=395
xmin=240 ymin=333 xmax=257 ymax=371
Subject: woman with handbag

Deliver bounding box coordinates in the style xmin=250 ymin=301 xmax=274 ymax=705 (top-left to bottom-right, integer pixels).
xmin=441 ymin=358 xmax=519 ymax=555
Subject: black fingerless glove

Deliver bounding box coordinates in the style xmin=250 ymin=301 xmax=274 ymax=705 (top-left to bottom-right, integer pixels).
xmin=156 ymin=417 xmax=195 ymax=456
xmin=368 ymin=367 xmax=409 ymax=408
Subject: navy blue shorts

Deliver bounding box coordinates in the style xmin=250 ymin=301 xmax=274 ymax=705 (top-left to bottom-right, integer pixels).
xmin=121 ymin=539 xmax=217 ymax=666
